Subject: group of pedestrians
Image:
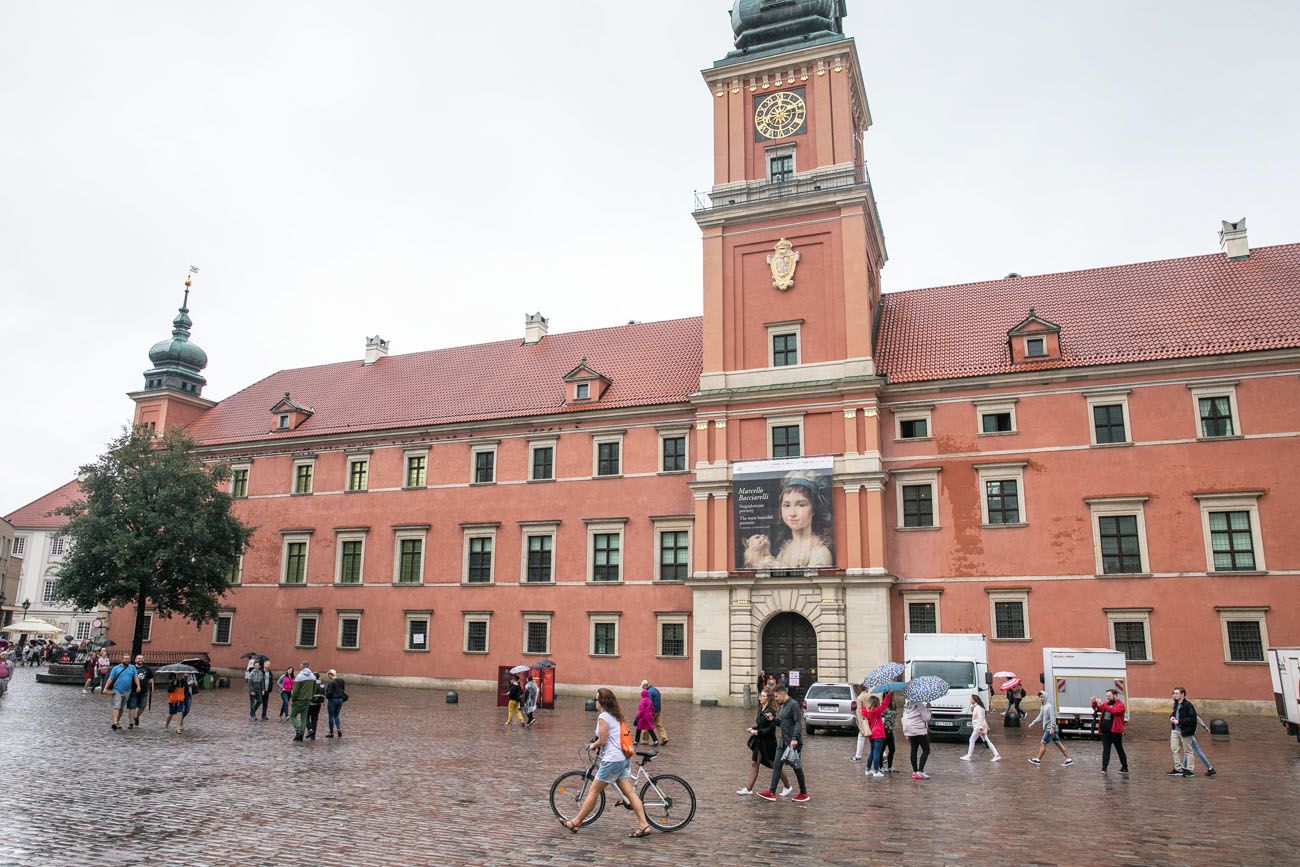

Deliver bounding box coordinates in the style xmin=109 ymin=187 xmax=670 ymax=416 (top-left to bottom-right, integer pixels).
xmin=103 ymin=653 xmax=159 ymax=731
xmin=736 ymin=684 xmax=811 ymax=802
xmin=244 ymin=658 xmax=347 ymax=741
xmin=504 ymin=672 xmax=540 ymax=727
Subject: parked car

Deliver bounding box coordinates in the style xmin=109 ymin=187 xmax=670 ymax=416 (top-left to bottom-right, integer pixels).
xmin=802 ymin=681 xmax=856 ymax=735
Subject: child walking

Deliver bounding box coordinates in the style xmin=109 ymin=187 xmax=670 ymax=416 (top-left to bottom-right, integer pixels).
xmin=960 ymin=695 xmax=1001 ymax=761
xmin=860 ymin=693 xmax=888 ymax=778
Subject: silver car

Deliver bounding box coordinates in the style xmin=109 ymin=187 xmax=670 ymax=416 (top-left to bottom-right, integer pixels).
xmin=802 ymin=682 xmax=857 ymax=735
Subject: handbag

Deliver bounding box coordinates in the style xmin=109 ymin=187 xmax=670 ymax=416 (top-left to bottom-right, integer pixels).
xmin=746 ymin=733 xmax=758 ymax=753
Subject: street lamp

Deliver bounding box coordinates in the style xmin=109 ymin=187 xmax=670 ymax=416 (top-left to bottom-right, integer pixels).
xmin=22 ymin=599 xmax=30 ymax=618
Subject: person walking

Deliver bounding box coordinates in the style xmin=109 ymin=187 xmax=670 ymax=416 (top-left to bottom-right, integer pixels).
xmin=1007 ymin=683 xmax=1026 ymax=718
xmin=522 ymin=674 xmax=539 ymax=728
xmin=165 ymin=677 xmax=188 ymax=733
xmin=757 ymin=684 xmax=809 ymax=802
xmin=1189 ymin=713 xmax=1217 ymax=776
xmin=104 ymin=654 xmax=138 ymax=731
xmin=278 ymin=667 xmax=295 ymax=720
xmin=1168 ymin=687 xmax=1198 ymax=777
xmin=504 ymin=675 xmax=525 ymax=727
xmin=258 ymin=659 xmax=273 ymax=720
xmin=306 ymin=677 xmax=326 ymax=740
xmin=1090 ymin=689 xmax=1129 ymax=774
xmin=128 ymin=655 xmax=153 ymax=729
xmin=852 ymin=684 xmax=871 ymax=762
xmin=324 ymin=669 xmax=347 ymax=738
xmin=861 ymin=693 xmax=888 ymax=778
xmin=645 ymin=679 xmax=667 ymax=745
xmin=559 ymin=687 xmax=651 ymax=837
xmin=634 ymin=688 xmax=659 ymax=746
xmin=903 ymin=699 xmax=933 ymax=779
xmin=960 ymin=695 xmax=1002 ymax=762
xmin=1028 ymin=691 xmax=1074 ymax=766
xmin=881 ymin=692 xmax=899 ymax=773
xmin=289 ymin=662 xmax=316 ymax=742
xmin=246 ymin=660 xmax=265 ymax=720
xmin=739 ymin=688 xmax=791 ymax=796
xmin=94 ymin=649 xmax=111 ymax=694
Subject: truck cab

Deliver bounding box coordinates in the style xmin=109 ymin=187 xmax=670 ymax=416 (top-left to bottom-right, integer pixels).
xmin=904 ymin=633 xmax=991 ymax=740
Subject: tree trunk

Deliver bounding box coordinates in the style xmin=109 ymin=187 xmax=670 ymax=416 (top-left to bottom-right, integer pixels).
xmin=131 ymin=585 xmax=148 ymax=659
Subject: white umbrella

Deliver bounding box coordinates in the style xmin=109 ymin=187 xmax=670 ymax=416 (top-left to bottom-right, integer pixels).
xmin=508 ymin=665 xmax=530 ymax=674
xmin=0 ymin=619 xmax=64 ymax=635
xmin=992 ymin=670 xmax=1016 ymax=679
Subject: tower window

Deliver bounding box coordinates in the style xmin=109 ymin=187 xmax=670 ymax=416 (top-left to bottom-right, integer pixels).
xmin=768 ymin=153 xmax=794 ymax=183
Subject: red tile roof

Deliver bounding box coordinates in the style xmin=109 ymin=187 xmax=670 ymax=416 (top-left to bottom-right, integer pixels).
xmin=186 ymin=317 xmax=704 ymax=446
xmin=4 ymin=480 xmax=81 ymax=529
xmin=875 ymin=243 xmax=1300 ymax=384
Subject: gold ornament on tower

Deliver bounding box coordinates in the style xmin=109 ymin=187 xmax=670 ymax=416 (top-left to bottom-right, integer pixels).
xmin=768 ymin=239 xmax=800 ymax=291
xmin=754 ymin=90 xmax=806 ymax=140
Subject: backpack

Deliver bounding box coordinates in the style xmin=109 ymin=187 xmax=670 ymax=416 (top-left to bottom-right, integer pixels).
xmin=619 ymin=721 xmax=636 ymax=758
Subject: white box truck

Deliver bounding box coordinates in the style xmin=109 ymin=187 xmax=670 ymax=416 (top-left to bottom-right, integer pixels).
xmin=1041 ymin=648 xmax=1128 ymax=737
xmin=903 ymin=633 xmax=991 ymax=740
xmin=1267 ymin=647 xmax=1300 ymax=742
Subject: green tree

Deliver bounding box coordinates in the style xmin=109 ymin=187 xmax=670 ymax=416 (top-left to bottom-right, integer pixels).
xmin=55 ymin=426 xmax=254 ymax=658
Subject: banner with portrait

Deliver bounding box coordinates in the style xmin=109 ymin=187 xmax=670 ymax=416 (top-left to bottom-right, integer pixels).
xmin=733 ymin=456 xmax=835 ymax=571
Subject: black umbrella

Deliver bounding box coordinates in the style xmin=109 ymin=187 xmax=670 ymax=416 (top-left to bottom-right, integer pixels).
xmin=155 ymin=663 xmax=200 ymax=674
xmin=239 ymin=651 xmax=267 ymax=660
xmin=97 ymin=639 xmax=116 ymax=647
xmin=533 ymin=659 xmax=556 ymax=669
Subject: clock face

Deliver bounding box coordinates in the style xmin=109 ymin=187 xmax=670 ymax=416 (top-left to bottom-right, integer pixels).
xmin=754 ymin=90 xmax=807 ymax=140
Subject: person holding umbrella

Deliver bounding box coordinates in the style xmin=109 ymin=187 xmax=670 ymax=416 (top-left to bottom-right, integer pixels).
xmin=504 ymin=674 xmax=525 ymax=727
xmin=902 ymin=675 xmax=948 ymax=780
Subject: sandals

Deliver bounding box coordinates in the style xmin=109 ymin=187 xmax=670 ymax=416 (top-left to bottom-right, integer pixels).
xmin=629 ymin=826 xmax=652 ymax=838
xmin=560 ymin=819 xmax=580 ymax=834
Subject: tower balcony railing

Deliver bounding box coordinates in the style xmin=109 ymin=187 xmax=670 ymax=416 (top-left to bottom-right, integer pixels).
xmin=693 ymin=162 xmax=869 ymax=212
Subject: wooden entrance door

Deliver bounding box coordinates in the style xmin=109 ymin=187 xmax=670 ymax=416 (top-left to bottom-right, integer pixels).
xmin=761 ymin=612 xmax=818 ymax=699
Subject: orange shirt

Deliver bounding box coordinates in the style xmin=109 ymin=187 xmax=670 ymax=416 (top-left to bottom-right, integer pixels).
xmin=168 ymin=685 xmax=186 ymax=703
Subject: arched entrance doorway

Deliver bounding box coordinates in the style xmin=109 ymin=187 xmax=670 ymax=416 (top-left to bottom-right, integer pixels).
xmin=761 ymin=612 xmax=818 ymax=699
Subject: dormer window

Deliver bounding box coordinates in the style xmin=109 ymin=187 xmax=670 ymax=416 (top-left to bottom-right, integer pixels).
xmin=1007 ymin=308 xmax=1062 ymax=364
xmin=278 ymin=414 xmax=290 ymax=430
xmin=576 ymin=383 xmax=590 ymax=400
xmin=1025 ymin=337 xmax=1046 ymax=358
xmin=563 ymin=357 xmax=611 ymax=405
xmin=269 ymin=392 xmax=314 ymax=432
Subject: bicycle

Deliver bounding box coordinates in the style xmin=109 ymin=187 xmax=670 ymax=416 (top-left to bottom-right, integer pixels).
xmin=549 ymin=744 xmax=697 ymax=832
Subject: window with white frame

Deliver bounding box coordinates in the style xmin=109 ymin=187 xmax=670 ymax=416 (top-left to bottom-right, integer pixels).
xmin=1024 ymin=336 xmax=1047 ymax=358
xmin=988 ymin=590 xmax=1029 ymax=640
xmin=523 ymin=613 xmax=552 ymax=655
xmin=213 ymin=611 xmax=233 ymax=645
xmin=894 ymin=468 xmax=940 ymax=529
xmin=902 ymin=591 xmax=940 ymax=634
xmin=1218 ymin=607 xmax=1268 ymax=663
xmin=225 ymin=554 xmax=245 ymax=586
xmin=462 ymin=524 xmax=497 ymax=584
xmin=589 ymin=613 xmax=620 ymax=657
xmin=1085 ymin=391 xmax=1131 ymax=445
xmin=405 ymin=613 xmax=431 ymax=651
xmin=334 ymin=529 xmax=366 ymax=584
xmin=230 ymin=465 xmax=250 ymax=498
xmin=50 ymin=536 xmax=67 ymax=557
xmin=768 ymin=415 xmax=804 ymax=459
xmin=975 ymin=462 xmax=1027 ymax=526
xmin=529 ymin=439 xmax=556 ymax=481
xmin=658 ymin=429 xmax=689 ymax=473
xmin=766 ymin=320 xmax=802 ymax=368
xmin=42 ymin=579 xmax=59 ymax=603
xmin=587 ymin=520 xmax=625 ymax=582
xmin=593 ymin=435 xmax=623 ymax=477
xmin=463 ymin=613 xmax=490 ymax=654
xmin=404 ymin=450 xmax=428 ymax=488
xmin=346 ymin=455 xmax=369 ymax=492
xmin=1086 ymin=497 xmax=1149 ymax=575
xmin=653 ymin=518 xmax=692 ymax=581
xmin=11 ymin=535 xmax=25 ymax=557
xmin=471 ymin=443 xmax=497 ymax=484
xmin=520 ymin=522 xmax=558 ymax=583
xmin=657 ymin=614 xmax=689 ymax=658
xmin=393 ymin=526 xmax=428 ymax=584
xmin=75 ymin=621 xmax=93 ymax=641
xmin=1106 ymin=608 xmax=1152 ymax=662
xmin=281 ymin=533 xmax=311 ymax=584
xmin=1195 ymin=492 xmax=1265 ymax=572
xmin=893 ymin=406 xmax=933 ymax=441
xmin=337 ymin=612 xmax=361 ymax=650
xmin=1189 ymin=382 xmax=1240 ymax=439
xmin=292 ymin=460 xmax=315 ymax=495
xmin=296 ymin=612 xmax=319 ymax=648
xmin=975 ymin=399 xmax=1017 ymax=435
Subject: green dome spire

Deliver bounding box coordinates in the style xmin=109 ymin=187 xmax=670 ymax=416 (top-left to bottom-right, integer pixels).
xmin=721 ymin=0 xmax=848 ymax=64
xmin=141 ymin=275 xmax=209 ymax=396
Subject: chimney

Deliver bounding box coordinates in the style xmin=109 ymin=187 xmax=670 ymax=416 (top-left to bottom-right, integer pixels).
xmin=524 ymin=312 xmax=549 ymax=345
xmin=1219 ymin=218 xmax=1249 ymax=261
xmin=364 ymin=335 xmax=390 ymax=365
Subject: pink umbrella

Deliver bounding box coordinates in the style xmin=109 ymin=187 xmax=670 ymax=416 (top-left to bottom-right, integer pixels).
xmin=999 ymin=677 xmax=1023 ymax=692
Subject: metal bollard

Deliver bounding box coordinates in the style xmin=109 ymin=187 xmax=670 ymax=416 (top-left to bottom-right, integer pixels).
xmin=445 ymin=691 xmax=458 ymax=704
xmin=585 ymin=698 xmax=597 ymax=711
xmin=743 ymin=683 xmax=753 ymax=709
xmin=1209 ymin=718 xmax=1229 ymax=736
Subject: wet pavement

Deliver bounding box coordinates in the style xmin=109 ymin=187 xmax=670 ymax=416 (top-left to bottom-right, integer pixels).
xmin=2 ymin=666 xmax=1299 ymax=866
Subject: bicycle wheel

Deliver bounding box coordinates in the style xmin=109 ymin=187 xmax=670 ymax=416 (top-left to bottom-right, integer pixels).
xmin=549 ymin=771 xmax=605 ymax=827
xmin=639 ymin=773 xmax=696 ymax=832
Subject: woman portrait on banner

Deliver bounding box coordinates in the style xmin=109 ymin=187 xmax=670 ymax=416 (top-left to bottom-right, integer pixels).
xmin=743 ymin=469 xmax=833 ymax=569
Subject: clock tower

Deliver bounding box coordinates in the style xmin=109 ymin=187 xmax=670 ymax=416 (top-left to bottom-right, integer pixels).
xmin=689 ymin=0 xmax=892 ymax=704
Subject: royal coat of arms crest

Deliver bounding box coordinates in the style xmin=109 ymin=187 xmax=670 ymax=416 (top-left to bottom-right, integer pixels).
xmin=767 ymin=238 xmax=800 ymax=291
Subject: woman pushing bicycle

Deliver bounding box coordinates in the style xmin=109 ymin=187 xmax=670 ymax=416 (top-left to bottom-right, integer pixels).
xmin=560 ymin=687 xmax=652 ymax=838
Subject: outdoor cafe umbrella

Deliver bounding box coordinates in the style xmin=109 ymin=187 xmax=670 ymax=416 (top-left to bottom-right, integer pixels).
xmin=863 ymin=662 xmax=905 ymax=689
xmin=508 ymin=665 xmax=531 ymax=674
xmin=0 ymin=619 xmax=64 ymax=635
xmin=905 ymin=675 xmax=950 ymax=704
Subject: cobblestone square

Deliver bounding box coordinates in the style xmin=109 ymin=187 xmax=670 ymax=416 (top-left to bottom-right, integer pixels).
xmin=3 ymin=669 xmax=1299 ymax=866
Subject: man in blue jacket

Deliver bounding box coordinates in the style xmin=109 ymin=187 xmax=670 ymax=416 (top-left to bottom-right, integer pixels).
xmin=104 ymin=654 xmax=138 ymax=731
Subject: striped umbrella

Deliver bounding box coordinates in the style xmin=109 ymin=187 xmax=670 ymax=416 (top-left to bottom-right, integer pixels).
xmin=905 ymin=675 xmax=950 ymax=704
xmin=863 ymin=662 xmax=905 ymax=688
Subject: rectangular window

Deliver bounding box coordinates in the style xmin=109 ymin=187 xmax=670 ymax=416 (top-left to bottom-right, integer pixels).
xmin=231 ymin=467 xmax=249 ymax=498
xmin=660 ymin=622 xmax=685 ymax=658
xmin=42 ymin=580 xmax=58 ymax=603
xmin=658 ymin=531 xmax=689 ymax=581
xmin=981 ymin=412 xmax=1013 ymax=434
xmin=592 ymin=533 xmax=621 ymax=582
xmin=1092 ymin=404 xmax=1127 ymax=444
xmin=473 ymin=450 xmax=496 ymax=484
xmin=771 ymin=424 xmax=801 ymax=458
xmin=406 ymin=618 xmax=429 ymax=651
xmin=293 ymin=462 xmax=314 ymax=494
xmin=467 ymin=537 xmax=493 ymax=583
xmin=901 ymin=484 xmax=934 ymax=528
xmin=11 ymin=536 xmax=24 ymax=557
xmin=278 ymin=414 xmax=290 ymax=430
xmin=772 ymin=332 xmax=798 ymax=367
xmin=284 ymin=541 xmax=308 ymax=584
xmin=993 ymin=600 xmax=1027 ymax=639
xmin=1199 ymin=396 xmax=1235 ymax=438
xmin=526 ymin=535 xmax=554 ymax=583
xmin=661 ymin=436 xmax=686 ymax=473
xmin=1226 ymin=620 xmax=1264 ymax=662
xmin=526 ymin=620 xmax=550 ymax=655
xmin=338 ymin=616 xmax=360 ymax=650
xmin=1208 ymin=511 xmax=1255 ymax=570
xmin=531 ymin=446 xmax=554 ymax=481
xmin=405 ymin=454 xmax=427 ymax=488
xmin=297 ymin=615 xmax=318 ymax=648
xmin=141 ymin=614 xmax=153 ymax=643
xmin=339 ymin=540 xmax=363 ymax=584
xmin=985 ymin=479 xmax=1020 ymax=524
xmin=1025 ymin=337 xmax=1046 ymax=357
xmin=465 ymin=620 xmax=488 ymax=653
xmin=769 ymin=153 xmax=794 ymax=182
xmin=225 ymin=557 xmax=243 ymax=586
xmin=1099 ymin=515 xmax=1142 ymax=574
xmin=597 ymin=441 xmax=621 ymax=476
xmin=1112 ymin=621 xmax=1148 ymax=662
xmin=213 ymin=613 xmax=233 ymax=645
xmin=899 ymin=418 xmax=928 ymax=439
xmin=397 ymin=538 xmax=424 ymax=583
xmin=907 ymin=602 xmax=937 ymax=634
xmin=576 ymin=382 xmax=590 ymax=400
xmin=592 ymin=621 xmax=618 ymax=656
xmin=75 ymin=621 xmax=93 ymax=641
xmin=348 ymin=459 xmax=369 ymax=491
xmin=50 ymin=537 xmax=66 ymax=557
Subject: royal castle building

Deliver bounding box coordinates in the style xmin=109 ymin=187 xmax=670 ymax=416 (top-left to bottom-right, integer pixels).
xmin=14 ymin=2 xmax=1296 ymax=707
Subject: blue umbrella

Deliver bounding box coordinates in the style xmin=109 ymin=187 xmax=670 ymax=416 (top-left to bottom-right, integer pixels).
xmin=870 ymin=681 xmax=907 ymax=695
xmin=906 ymin=675 xmax=950 ymax=704
xmin=862 ymin=662 xmax=905 ymax=688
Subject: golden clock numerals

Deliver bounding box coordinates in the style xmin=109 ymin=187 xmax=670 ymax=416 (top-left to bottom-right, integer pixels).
xmin=754 ymin=91 xmax=806 ymax=140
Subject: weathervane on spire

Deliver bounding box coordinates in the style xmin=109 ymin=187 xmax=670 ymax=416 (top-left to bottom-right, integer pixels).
xmin=184 ymin=265 xmax=199 ymax=308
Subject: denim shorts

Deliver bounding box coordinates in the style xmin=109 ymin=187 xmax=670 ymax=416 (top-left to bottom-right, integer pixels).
xmin=595 ymin=758 xmax=631 ymax=783
xmin=1041 ymin=728 xmax=1061 ymax=744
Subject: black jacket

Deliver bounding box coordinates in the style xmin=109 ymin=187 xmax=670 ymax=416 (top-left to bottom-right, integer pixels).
xmin=1171 ymin=699 xmax=1197 ymax=736
xmin=776 ymin=699 xmax=802 ymax=747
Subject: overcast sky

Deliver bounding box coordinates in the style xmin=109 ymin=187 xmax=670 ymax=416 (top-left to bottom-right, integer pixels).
xmin=3 ymin=1 xmax=1298 ymax=513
